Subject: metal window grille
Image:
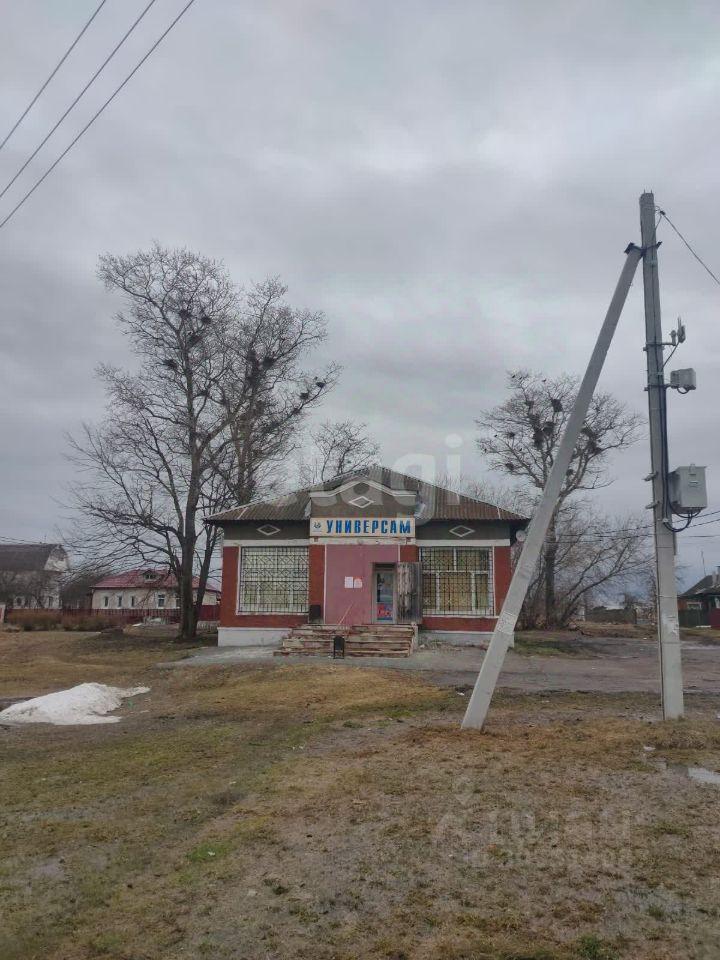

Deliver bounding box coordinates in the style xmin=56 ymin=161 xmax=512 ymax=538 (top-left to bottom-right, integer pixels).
xmin=239 ymin=546 xmax=309 ymax=613
xmin=420 ymin=547 xmax=494 ymax=615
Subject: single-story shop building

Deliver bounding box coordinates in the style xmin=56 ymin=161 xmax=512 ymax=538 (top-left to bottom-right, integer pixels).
xmin=208 ymin=467 xmax=526 ymax=650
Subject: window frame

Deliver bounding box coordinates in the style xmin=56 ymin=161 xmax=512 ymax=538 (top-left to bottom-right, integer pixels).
xmin=238 ymin=546 xmax=309 ymax=614
xmin=420 ymin=546 xmax=494 ymax=616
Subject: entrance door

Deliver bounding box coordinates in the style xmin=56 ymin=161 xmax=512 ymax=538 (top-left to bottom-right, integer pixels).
xmin=374 ymin=566 xmax=396 ymax=623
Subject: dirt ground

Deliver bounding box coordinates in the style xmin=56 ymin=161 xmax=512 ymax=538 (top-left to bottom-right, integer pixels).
xmin=178 ymin=629 xmax=720 ymax=697
xmin=2 ymin=629 xmax=720 ymax=960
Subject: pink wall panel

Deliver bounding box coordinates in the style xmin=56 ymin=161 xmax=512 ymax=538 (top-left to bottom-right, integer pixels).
xmin=324 ymin=543 xmax=398 ymax=625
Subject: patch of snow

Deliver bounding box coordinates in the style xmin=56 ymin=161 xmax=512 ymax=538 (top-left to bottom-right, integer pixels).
xmin=0 ymin=683 xmax=150 ymax=726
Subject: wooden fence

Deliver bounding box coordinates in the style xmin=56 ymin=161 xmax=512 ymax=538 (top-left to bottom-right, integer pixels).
xmin=679 ymin=607 xmax=720 ymax=629
xmin=66 ymin=606 xmax=220 ymax=622
xmin=7 ymin=605 xmax=219 ymax=626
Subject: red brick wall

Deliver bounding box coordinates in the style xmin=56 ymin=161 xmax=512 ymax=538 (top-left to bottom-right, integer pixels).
xmin=419 ymin=544 xmax=511 ymax=633
xmin=308 ymin=544 xmax=325 ymax=608
xmin=422 ymin=616 xmax=498 ymax=632
xmin=493 ymin=545 xmax=512 ymax=610
xmin=219 ymin=544 xmax=307 ymax=629
xmin=399 ymin=544 xmax=419 ymax=562
xmin=219 ymin=541 xmax=512 ymax=633
xmin=225 ymin=613 xmax=306 ymax=627
xmin=219 ymin=545 xmax=239 ymax=626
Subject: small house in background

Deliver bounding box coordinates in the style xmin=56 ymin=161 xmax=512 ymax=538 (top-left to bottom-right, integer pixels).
xmin=0 ymin=543 xmax=69 ymax=609
xmin=90 ymin=568 xmax=220 ymax=612
xmin=678 ymin=568 xmax=720 ymax=627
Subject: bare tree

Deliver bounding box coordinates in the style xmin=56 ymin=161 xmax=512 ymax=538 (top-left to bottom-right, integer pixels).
xmin=67 ymin=245 xmax=337 ymax=641
xmin=0 ymin=571 xmax=19 ymax=605
xmin=298 ymin=419 xmax=379 ymax=485
xmin=0 ymin=570 xmax=56 ymax=608
xmin=59 ymin=560 xmax=116 ymax=609
xmin=477 ymin=370 xmax=642 ymax=626
xmin=437 ymin=472 xmax=526 ymax=515
xmin=517 ymin=500 xmax=650 ymax=628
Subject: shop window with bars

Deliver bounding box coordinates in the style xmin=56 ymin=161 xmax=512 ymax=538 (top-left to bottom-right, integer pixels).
xmin=420 ymin=547 xmax=494 ymax=615
xmin=239 ymin=546 xmax=309 ymax=613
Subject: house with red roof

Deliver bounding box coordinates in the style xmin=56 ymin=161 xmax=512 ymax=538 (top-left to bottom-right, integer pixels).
xmin=90 ymin=568 xmax=220 ymax=613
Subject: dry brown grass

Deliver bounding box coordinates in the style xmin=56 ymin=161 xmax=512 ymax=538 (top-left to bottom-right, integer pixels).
xmin=0 ymin=627 xmax=196 ymax=698
xmin=1 ymin=633 xmax=719 ymax=960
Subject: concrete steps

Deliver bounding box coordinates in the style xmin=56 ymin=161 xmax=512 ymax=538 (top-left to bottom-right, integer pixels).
xmin=275 ymin=624 xmax=415 ymax=658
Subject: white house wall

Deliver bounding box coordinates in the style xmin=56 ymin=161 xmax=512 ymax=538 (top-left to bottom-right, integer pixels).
xmin=91 ymin=589 xmax=218 ymax=610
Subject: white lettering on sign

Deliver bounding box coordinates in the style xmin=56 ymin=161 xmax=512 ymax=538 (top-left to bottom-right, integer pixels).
xmin=310 ymin=517 xmax=415 ymax=539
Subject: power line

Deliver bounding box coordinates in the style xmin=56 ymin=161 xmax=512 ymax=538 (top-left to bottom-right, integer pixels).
xmin=0 ymin=0 xmax=159 ymax=204
xmin=0 ymin=0 xmax=198 ymax=232
xmin=0 ymin=0 xmax=109 ymax=154
xmin=657 ymin=208 xmax=720 ymax=288
xmin=0 ymin=535 xmax=50 ymax=543
xmin=545 ymin=511 xmax=720 ymax=545
xmin=534 ymin=507 xmax=720 ymax=542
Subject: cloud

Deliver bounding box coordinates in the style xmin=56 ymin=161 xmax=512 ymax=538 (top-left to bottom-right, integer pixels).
xmin=0 ymin=0 xmax=719 ymax=583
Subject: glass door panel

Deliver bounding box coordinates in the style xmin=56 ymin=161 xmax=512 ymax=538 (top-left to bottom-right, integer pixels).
xmin=375 ymin=568 xmax=395 ymax=622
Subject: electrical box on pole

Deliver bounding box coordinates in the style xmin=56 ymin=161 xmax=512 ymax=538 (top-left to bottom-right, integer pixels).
xmin=668 ymin=465 xmax=707 ymax=514
xmin=669 ymin=368 xmax=697 ymax=392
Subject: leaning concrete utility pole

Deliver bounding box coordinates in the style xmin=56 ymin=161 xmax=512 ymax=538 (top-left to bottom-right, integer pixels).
xmin=639 ymin=191 xmax=685 ymax=720
xmin=462 ymin=243 xmax=644 ymax=730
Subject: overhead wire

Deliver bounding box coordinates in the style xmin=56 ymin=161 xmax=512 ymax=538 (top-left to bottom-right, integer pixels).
xmin=640 ymin=205 xmax=700 ymax=534
xmin=0 ymin=0 xmax=198 ymax=232
xmin=541 ymin=511 xmax=720 ymax=545
xmin=0 ymin=0 xmax=160 ymax=204
xmin=554 ymin=507 xmax=720 ymax=540
xmin=0 ymin=0 xmax=109 ymax=154
xmin=656 ymin=207 xmax=720 ymax=288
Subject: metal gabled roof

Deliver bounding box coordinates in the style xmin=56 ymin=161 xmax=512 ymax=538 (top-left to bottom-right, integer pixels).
xmin=0 ymin=543 xmax=66 ymax=573
xmin=207 ymin=465 xmax=526 ymax=525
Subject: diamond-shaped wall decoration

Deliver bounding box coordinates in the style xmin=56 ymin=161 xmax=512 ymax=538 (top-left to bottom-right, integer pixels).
xmin=449 ymin=524 xmax=475 ymax=538
xmin=257 ymin=524 xmax=281 ymax=536
xmin=348 ymin=495 xmax=373 ymax=508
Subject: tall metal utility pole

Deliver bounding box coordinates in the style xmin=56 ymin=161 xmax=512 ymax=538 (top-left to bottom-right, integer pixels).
xmin=639 ymin=191 xmax=685 ymax=720
xmin=462 ymin=243 xmax=644 ymax=730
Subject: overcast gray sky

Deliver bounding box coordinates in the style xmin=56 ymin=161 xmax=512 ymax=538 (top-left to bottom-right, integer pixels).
xmin=1 ymin=0 xmax=719 ymax=586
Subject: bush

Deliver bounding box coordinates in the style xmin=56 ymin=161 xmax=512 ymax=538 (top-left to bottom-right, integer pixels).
xmin=62 ymin=614 xmax=117 ymax=632
xmin=9 ymin=610 xmax=63 ymax=631
xmin=6 ymin=610 xmax=118 ymax=632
